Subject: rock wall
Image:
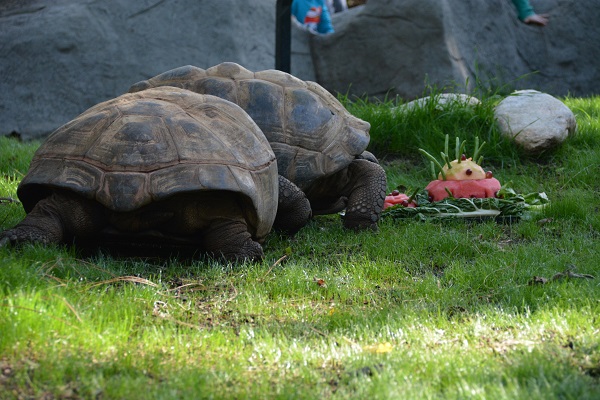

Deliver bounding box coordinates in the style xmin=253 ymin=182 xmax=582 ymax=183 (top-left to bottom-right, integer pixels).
xmin=1 ymin=0 xmax=598 ymax=140
xmin=0 ymin=0 xmax=294 ymax=139
xmin=312 ymin=0 xmax=600 ymax=100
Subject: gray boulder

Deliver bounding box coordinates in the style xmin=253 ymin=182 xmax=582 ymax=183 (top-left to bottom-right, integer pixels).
xmin=312 ymin=0 xmax=600 ymax=100
xmin=2 ymin=0 xmax=598 ymax=141
xmin=393 ymin=94 xmax=481 ymax=113
xmin=494 ymin=90 xmax=577 ymax=154
xmin=0 ymin=0 xmax=286 ymax=140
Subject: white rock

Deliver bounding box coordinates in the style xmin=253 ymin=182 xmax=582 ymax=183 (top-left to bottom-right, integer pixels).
xmin=494 ymin=90 xmax=577 ymax=154
xmin=393 ymin=93 xmax=481 ymax=113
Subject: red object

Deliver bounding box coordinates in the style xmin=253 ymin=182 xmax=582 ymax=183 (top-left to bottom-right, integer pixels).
xmin=304 ymin=6 xmax=322 ymax=26
xmin=384 ymin=193 xmax=417 ymax=209
xmin=425 ymin=178 xmax=501 ymax=201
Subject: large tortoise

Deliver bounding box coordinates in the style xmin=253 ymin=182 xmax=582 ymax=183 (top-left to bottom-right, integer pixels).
xmin=0 ymin=87 xmax=306 ymax=261
xmin=129 ymin=62 xmax=387 ymax=230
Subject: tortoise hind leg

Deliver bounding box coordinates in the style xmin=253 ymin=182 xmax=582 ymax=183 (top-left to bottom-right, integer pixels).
xmin=202 ymin=218 xmax=263 ymax=262
xmin=165 ymin=193 xmax=264 ymax=262
xmin=0 ymin=191 xmax=106 ymax=247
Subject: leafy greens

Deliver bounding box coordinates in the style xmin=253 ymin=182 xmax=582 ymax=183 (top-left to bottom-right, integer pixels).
xmin=382 ymin=187 xmax=549 ymax=221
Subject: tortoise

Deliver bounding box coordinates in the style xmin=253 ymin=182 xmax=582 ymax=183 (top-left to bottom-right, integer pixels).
xmin=0 ymin=86 xmax=309 ymax=261
xmin=129 ymin=62 xmax=387 ymax=230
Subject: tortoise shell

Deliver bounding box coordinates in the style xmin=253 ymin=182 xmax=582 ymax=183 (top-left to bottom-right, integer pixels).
xmin=17 ymin=87 xmax=278 ymax=241
xmin=129 ymin=62 xmax=371 ymax=190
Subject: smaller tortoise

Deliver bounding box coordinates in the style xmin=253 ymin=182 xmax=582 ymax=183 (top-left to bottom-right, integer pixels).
xmin=129 ymin=62 xmax=387 ymax=230
xmin=0 ymin=87 xmax=307 ymax=261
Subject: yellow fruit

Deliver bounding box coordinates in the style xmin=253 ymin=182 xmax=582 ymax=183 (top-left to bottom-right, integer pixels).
xmin=440 ymin=158 xmax=486 ymax=181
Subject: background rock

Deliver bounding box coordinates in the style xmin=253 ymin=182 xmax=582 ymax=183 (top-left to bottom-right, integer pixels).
xmin=1 ymin=0 xmax=598 ymax=140
xmin=312 ymin=0 xmax=600 ymax=100
xmin=494 ymin=90 xmax=577 ymax=154
xmin=291 ymin=19 xmax=317 ymax=82
xmin=393 ymin=94 xmax=481 ymax=113
xmin=0 ymin=0 xmax=288 ymax=139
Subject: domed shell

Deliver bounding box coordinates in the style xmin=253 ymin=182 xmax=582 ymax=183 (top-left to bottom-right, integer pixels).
xmin=129 ymin=62 xmax=371 ymax=190
xmin=17 ymin=87 xmax=278 ymax=241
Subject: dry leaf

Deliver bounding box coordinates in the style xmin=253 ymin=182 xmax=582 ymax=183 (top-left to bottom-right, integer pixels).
xmin=314 ymin=278 xmax=327 ymax=287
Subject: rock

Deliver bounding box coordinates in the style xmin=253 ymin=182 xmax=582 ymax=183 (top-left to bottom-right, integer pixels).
xmin=0 ymin=0 xmax=316 ymax=140
xmin=2 ymin=0 xmax=598 ymax=140
xmin=311 ymin=0 xmax=600 ymax=101
xmin=291 ymin=18 xmax=317 ymax=82
xmin=494 ymin=90 xmax=577 ymax=154
xmin=393 ymin=93 xmax=481 ymax=113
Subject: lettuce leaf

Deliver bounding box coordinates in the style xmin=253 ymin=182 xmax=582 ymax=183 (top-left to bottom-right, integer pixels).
xmin=382 ymin=187 xmax=549 ymax=221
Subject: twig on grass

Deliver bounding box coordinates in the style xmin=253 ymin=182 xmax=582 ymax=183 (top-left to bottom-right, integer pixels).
xmin=259 ymin=254 xmax=288 ymax=281
xmin=87 ymin=275 xmax=160 ymax=289
xmin=309 ymin=325 xmax=328 ymax=337
xmin=224 ymin=281 xmax=239 ymax=304
xmin=528 ymin=265 xmax=595 ymax=285
xmin=167 ymin=282 xmax=208 ymax=293
xmin=43 ymin=273 xmax=68 ymax=287
xmin=52 ymin=294 xmax=83 ymax=323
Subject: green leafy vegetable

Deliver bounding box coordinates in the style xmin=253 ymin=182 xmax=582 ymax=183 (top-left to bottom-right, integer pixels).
xmin=382 ymin=187 xmax=549 ymax=221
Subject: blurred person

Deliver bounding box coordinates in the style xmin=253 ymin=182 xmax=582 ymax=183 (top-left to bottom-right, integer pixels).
xmin=292 ymin=0 xmax=334 ymax=34
xmin=512 ymin=0 xmax=549 ymax=26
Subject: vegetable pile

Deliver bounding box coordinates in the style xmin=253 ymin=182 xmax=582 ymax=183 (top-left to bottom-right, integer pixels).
xmin=382 ymin=135 xmax=549 ymax=220
xmin=382 ymin=187 xmax=549 ymax=221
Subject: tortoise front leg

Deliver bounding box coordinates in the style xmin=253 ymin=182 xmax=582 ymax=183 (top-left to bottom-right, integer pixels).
xmin=0 ymin=191 xmax=106 ymax=247
xmin=302 ymin=159 xmax=387 ymax=230
xmin=306 ymin=159 xmax=387 ymax=229
xmin=339 ymin=159 xmax=387 ymax=230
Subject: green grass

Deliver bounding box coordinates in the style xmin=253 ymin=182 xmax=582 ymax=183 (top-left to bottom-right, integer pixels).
xmin=1 ymin=94 xmax=599 ymax=399
xmin=344 ymin=92 xmax=523 ymax=166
